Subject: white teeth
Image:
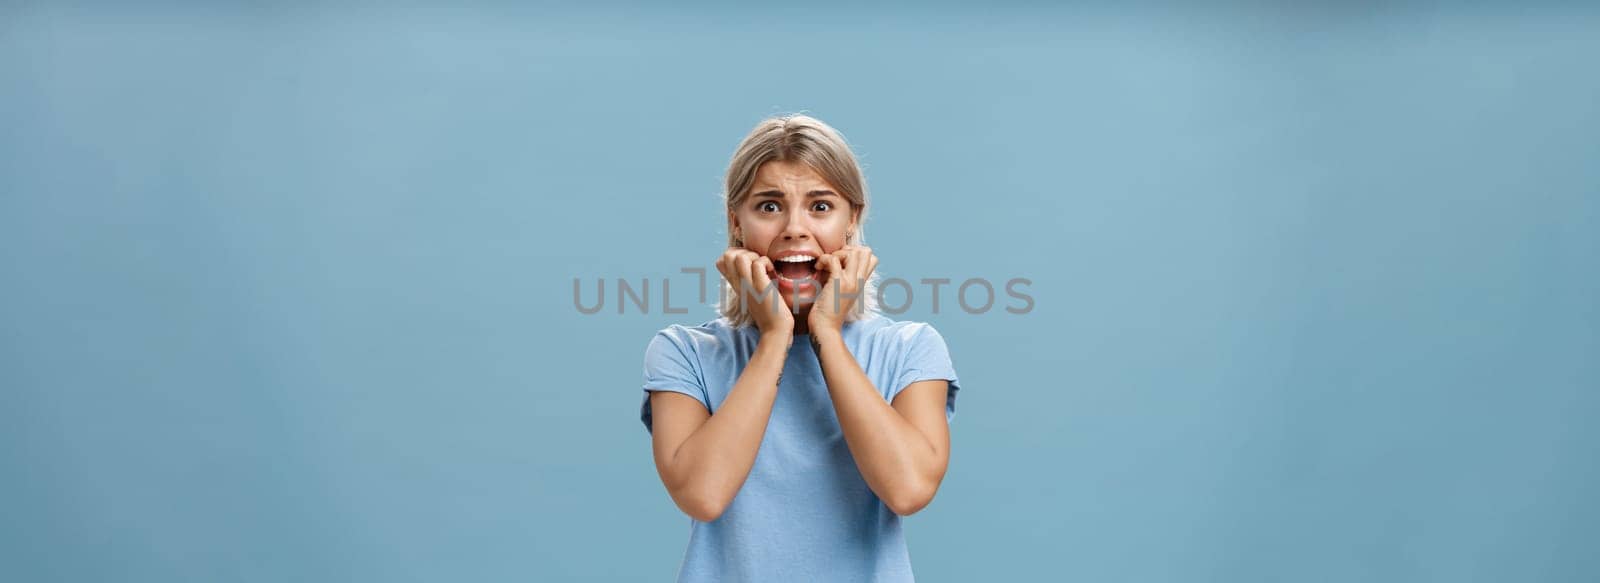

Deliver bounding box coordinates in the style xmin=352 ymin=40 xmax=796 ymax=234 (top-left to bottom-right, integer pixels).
xmin=775 ymin=255 xmax=816 ymax=263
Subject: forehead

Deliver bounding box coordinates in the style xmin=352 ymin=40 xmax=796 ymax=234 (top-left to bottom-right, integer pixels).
xmin=751 ymin=160 xmax=834 ymax=191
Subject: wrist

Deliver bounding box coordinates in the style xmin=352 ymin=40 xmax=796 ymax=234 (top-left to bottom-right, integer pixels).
xmin=760 ymin=328 xmax=794 ymax=346
xmin=809 ymin=327 xmax=843 ymax=347
xmin=756 ymin=315 xmax=794 ymax=336
xmin=806 ymin=316 xmax=842 ymax=339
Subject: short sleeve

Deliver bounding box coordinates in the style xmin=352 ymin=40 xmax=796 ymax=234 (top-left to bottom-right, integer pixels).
xmin=640 ymin=328 xmax=710 ymax=434
xmin=889 ymin=323 xmax=962 ymax=422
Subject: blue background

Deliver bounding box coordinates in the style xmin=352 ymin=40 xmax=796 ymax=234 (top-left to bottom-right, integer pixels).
xmin=3 ymin=2 xmax=1597 ymax=581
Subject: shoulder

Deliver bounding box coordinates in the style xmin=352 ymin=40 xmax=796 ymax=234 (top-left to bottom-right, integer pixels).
xmin=647 ymin=317 xmax=750 ymax=355
xmin=851 ymin=315 xmax=951 ymax=360
xmin=861 ymin=315 xmax=946 ymax=346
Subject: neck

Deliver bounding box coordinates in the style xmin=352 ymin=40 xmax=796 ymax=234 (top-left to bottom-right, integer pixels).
xmin=792 ymin=306 xmax=811 ymax=336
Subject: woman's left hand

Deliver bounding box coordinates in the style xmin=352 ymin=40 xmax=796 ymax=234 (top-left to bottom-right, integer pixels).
xmin=809 ymin=245 xmax=877 ymax=337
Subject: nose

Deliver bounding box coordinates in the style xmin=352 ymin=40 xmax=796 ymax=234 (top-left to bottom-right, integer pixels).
xmin=779 ymin=207 xmax=811 ymax=241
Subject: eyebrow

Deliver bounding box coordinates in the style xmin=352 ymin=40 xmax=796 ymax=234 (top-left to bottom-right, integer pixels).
xmin=751 ymin=189 xmax=839 ymax=199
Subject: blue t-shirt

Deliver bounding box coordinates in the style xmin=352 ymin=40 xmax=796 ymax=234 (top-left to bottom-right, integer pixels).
xmin=639 ymin=313 xmax=962 ymax=582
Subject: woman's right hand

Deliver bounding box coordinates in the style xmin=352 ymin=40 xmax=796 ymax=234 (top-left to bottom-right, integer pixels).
xmin=716 ymin=247 xmax=794 ymax=335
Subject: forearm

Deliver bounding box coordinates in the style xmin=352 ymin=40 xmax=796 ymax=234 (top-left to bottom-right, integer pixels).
xmin=667 ymin=331 xmax=791 ymax=516
xmin=811 ymin=330 xmax=940 ymax=514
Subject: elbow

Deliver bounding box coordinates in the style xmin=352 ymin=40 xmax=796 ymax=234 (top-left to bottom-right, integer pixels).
xmin=683 ymin=499 xmax=728 ymax=523
xmin=673 ymin=488 xmax=730 ymax=523
xmin=661 ymin=462 xmax=734 ymax=522
xmin=884 ymin=481 xmax=937 ymax=517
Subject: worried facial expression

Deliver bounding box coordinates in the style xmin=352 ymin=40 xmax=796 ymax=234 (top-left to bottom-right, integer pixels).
xmin=730 ymin=160 xmax=857 ymax=309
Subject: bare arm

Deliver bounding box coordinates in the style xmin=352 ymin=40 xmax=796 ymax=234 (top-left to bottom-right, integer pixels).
xmin=649 ymin=331 xmax=791 ymax=522
xmin=811 ymin=330 xmax=952 ymax=516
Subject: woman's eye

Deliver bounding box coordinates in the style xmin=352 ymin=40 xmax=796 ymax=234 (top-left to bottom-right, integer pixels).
xmin=813 ymin=201 xmax=832 ymax=212
xmin=758 ymin=201 xmax=779 ymax=212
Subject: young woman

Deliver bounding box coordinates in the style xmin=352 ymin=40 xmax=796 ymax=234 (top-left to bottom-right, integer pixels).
xmin=638 ymin=114 xmax=962 ymax=582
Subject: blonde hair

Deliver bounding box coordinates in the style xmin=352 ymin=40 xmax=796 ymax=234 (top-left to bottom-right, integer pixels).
xmin=718 ymin=113 xmax=880 ymax=328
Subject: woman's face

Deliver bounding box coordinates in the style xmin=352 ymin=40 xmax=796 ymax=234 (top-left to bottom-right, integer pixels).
xmin=730 ymin=160 xmax=857 ymax=309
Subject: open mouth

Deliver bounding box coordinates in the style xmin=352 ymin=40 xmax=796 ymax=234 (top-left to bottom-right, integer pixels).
xmin=771 ymin=253 xmax=828 ymax=289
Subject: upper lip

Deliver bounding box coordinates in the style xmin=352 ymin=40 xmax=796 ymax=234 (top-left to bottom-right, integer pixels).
xmin=769 ymin=250 xmax=820 ymax=261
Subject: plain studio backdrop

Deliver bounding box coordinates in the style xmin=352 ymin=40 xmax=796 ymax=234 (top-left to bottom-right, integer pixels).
xmin=2 ymin=2 xmax=1596 ymax=581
